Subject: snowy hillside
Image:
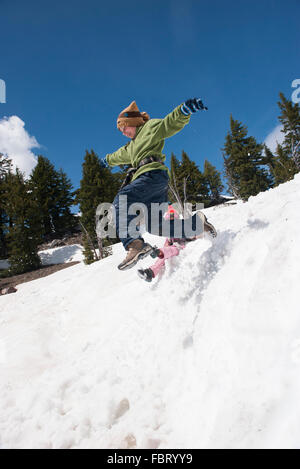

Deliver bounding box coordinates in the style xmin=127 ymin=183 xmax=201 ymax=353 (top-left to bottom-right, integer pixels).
xmin=0 ymin=175 xmax=300 ymax=449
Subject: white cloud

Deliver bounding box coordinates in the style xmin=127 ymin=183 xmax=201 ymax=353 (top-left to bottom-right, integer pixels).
xmin=264 ymin=124 xmax=285 ymax=153
xmin=0 ymin=115 xmax=40 ymax=178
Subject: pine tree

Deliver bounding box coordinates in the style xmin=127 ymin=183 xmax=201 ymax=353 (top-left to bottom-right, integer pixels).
xmin=203 ymin=160 xmax=224 ymax=203
xmin=169 ymin=153 xmax=183 ymax=209
xmin=0 ymin=153 xmax=12 ymax=258
xmin=223 ymin=116 xmax=273 ymax=201
xmin=264 ymin=144 xmax=295 ymax=186
xmin=29 ymin=155 xmax=76 ymax=240
xmin=54 ymin=169 xmax=77 ymax=237
xmin=181 ymin=151 xmax=207 ymax=205
xmin=277 ymin=92 xmax=300 ymax=171
xmin=77 ymin=150 xmax=107 ymax=236
xmin=169 ymin=151 xmax=210 ymax=206
xmin=170 ymin=153 xmax=181 ymax=190
xmin=28 ymin=156 xmax=59 ymax=239
xmin=4 ymin=169 xmax=41 ymax=275
xmin=76 ymin=150 xmax=118 ymax=263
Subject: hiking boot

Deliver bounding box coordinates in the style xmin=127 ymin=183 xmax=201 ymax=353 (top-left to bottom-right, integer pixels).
xmin=137 ymin=268 xmax=154 ymax=282
xmin=195 ymin=211 xmax=217 ymax=238
xmin=118 ymin=239 xmax=153 ymax=271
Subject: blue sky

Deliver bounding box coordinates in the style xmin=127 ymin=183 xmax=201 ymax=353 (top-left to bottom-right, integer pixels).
xmin=1 ymin=0 xmax=299 ymax=195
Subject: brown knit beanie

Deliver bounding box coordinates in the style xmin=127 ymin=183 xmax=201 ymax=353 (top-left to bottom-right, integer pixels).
xmin=117 ymin=101 xmax=150 ymax=130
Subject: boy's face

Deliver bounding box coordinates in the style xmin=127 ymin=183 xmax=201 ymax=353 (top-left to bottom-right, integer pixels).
xmin=120 ymin=126 xmax=137 ymax=139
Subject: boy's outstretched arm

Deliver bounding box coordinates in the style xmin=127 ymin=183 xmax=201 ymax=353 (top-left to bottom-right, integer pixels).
xmin=153 ymin=97 xmax=207 ymax=140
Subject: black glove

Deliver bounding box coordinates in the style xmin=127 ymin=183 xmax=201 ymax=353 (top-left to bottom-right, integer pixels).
xmin=181 ymin=98 xmax=208 ymax=115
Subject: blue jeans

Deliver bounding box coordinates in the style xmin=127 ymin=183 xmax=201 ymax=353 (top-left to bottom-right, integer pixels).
xmin=113 ymin=170 xmax=203 ymax=250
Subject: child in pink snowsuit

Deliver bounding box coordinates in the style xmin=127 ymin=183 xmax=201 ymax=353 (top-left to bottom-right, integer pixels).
xmin=138 ymin=205 xmax=186 ymax=282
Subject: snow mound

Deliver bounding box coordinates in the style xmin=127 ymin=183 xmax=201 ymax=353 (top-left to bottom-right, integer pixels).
xmin=0 ymin=244 xmax=84 ymax=270
xmin=38 ymin=244 xmax=84 ymax=265
xmin=0 ymin=174 xmax=300 ymax=449
xmin=0 ymin=260 xmax=9 ymax=270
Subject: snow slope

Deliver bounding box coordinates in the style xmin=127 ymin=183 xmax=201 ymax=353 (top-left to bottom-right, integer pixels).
xmin=0 ymin=175 xmax=300 ymax=449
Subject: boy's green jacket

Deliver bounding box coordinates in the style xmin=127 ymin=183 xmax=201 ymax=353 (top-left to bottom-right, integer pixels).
xmin=105 ymin=105 xmax=191 ymax=182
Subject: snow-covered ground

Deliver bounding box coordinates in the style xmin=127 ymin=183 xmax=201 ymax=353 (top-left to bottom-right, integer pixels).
xmin=0 ymin=260 xmax=9 ymax=270
xmin=0 ymin=175 xmax=300 ymax=449
xmin=38 ymin=244 xmax=84 ymax=265
xmin=0 ymin=244 xmax=84 ymax=270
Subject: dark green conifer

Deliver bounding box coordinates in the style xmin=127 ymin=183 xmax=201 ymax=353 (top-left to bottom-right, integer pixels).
xmin=277 ymin=92 xmax=300 ymax=171
xmin=28 ymin=156 xmax=59 ymax=238
xmin=264 ymin=144 xmax=295 ymax=186
xmin=4 ymin=169 xmax=41 ymax=275
xmin=76 ymin=150 xmax=118 ymax=264
xmin=54 ymin=169 xmax=77 ymax=236
xmin=29 ymin=155 xmax=77 ymax=240
xmin=169 ymin=151 xmax=209 ymax=206
xmin=0 ymin=153 xmax=12 ymax=258
xmin=180 ymin=151 xmax=210 ymax=205
xmin=223 ymin=116 xmax=272 ymax=200
xmin=203 ymin=160 xmax=224 ymax=202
